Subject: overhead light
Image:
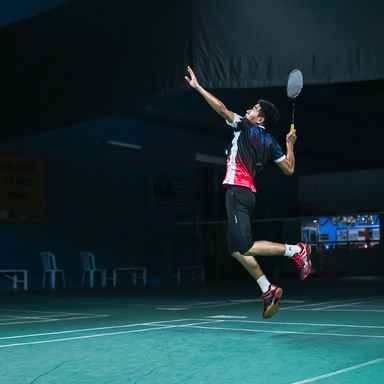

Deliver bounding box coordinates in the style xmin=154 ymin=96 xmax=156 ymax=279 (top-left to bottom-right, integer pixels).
xmin=106 ymin=140 xmax=142 ymax=150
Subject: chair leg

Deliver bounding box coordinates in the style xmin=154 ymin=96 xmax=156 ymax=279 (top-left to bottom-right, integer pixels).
xmin=12 ymin=274 xmax=17 ymax=289
xmin=90 ymin=271 xmax=94 ymax=288
xmin=101 ymin=270 xmax=107 ymax=287
xmin=113 ymin=270 xmax=117 ymax=287
xmin=50 ymin=272 xmax=56 ymax=290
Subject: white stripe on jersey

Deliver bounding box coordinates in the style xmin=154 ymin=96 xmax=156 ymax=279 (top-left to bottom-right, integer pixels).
xmin=274 ymin=155 xmax=286 ymax=163
xmin=223 ymin=131 xmax=240 ymax=185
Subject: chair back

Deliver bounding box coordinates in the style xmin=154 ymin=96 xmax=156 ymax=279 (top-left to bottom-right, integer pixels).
xmin=80 ymin=251 xmax=96 ymax=270
xmin=40 ymin=251 xmax=57 ymax=271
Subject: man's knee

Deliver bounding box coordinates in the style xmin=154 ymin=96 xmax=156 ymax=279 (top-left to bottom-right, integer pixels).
xmin=231 ymin=251 xmax=242 ymax=260
xmin=231 ymin=247 xmax=254 ymax=260
xmin=229 ymin=240 xmax=254 ymax=257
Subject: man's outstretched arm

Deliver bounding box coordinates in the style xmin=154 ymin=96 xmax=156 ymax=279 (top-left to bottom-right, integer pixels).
xmin=185 ymin=66 xmax=235 ymax=122
xmin=277 ymin=129 xmax=296 ymax=176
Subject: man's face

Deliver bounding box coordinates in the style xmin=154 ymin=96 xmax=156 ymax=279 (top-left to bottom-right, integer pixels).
xmin=245 ymin=103 xmax=265 ymax=125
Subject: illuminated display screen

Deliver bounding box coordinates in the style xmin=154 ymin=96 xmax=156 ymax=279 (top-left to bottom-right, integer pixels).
xmin=301 ymin=214 xmax=380 ymax=250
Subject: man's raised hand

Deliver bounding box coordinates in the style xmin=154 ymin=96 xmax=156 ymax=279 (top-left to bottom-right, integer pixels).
xmin=185 ymin=66 xmax=200 ymax=89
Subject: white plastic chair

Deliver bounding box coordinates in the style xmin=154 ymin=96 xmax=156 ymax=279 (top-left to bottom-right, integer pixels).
xmin=80 ymin=251 xmax=107 ymax=288
xmin=40 ymin=251 xmax=66 ymax=289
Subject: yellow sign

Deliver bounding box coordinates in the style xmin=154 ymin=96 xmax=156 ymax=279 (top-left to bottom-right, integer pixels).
xmin=0 ymin=155 xmax=46 ymax=222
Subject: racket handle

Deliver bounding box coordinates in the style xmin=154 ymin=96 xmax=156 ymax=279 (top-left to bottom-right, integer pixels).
xmin=290 ymin=123 xmax=295 ymax=131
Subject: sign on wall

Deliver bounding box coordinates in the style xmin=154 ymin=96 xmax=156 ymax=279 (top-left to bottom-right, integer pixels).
xmin=0 ymin=155 xmax=46 ymax=223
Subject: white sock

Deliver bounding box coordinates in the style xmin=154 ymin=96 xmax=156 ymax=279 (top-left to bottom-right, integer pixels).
xmin=257 ymin=275 xmax=271 ymax=294
xmin=284 ymin=244 xmax=301 ymax=257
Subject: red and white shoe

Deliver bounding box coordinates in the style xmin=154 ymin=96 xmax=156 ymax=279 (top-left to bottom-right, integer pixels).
xmin=292 ymin=243 xmax=313 ymax=280
xmin=262 ymin=284 xmax=283 ymax=319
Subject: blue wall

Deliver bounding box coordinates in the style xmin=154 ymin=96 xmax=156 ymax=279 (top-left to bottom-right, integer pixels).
xmin=0 ymin=116 xmax=230 ymax=287
xmin=0 ymin=115 xmax=300 ymax=287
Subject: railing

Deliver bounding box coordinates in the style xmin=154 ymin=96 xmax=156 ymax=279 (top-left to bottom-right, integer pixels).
xmin=173 ymin=217 xmax=382 ymax=281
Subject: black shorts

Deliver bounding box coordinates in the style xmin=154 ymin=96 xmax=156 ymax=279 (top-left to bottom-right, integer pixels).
xmin=225 ymin=185 xmax=256 ymax=254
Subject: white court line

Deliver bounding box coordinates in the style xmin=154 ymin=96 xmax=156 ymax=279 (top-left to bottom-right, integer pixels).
xmin=156 ymin=303 xmax=240 ymax=310
xmin=0 ymin=314 xmax=110 ymax=326
xmin=208 ymin=315 xmax=248 ymax=319
xmin=0 ymin=316 xmax=44 ymax=320
xmin=231 ymin=299 xmax=304 ymax=304
xmin=191 ymin=299 xmax=303 ymax=305
xmin=309 ymin=300 xmax=369 ymax=311
xmin=282 ymin=297 xmax=381 ymax=311
xmin=209 ymin=319 xmax=384 ymax=330
xmin=281 ymin=300 xmax=353 ymax=311
xmin=163 ymin=298 xmax=379 ymax=312
xmin=155 ymin=320 xmax=224 ymax=328
xmin=291 ymin=358 xmax=384 ymax=384
xmin=156 ymin=300 xmax=302 ymax=311
xmin=289 ymin=308 xmax=384 ymax=313
xmin=1 ymin=308 xmax=107 ymax=316
xmin=0 ymin=320 xmax=222 ymax=349
xmin=187 ymin=325 xmax=384 ymax=339
xmin=0 ymin=318 xmax=196 ymax=341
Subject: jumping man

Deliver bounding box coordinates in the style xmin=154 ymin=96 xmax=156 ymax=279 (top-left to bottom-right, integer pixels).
xmin=185 ymin=66 xmax=312 ymax=319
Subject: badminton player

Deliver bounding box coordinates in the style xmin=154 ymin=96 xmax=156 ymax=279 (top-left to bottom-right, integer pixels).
xmin=185 ymin=66 xmax=312 ymax=319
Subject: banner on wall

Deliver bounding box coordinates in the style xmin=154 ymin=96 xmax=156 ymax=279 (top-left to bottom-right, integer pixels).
xmin=0 ymin=155 xmax=46 ymax=223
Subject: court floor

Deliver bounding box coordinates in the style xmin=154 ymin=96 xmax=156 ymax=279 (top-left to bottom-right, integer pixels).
xmin=1 ymin=282 xmax=384 ymax=384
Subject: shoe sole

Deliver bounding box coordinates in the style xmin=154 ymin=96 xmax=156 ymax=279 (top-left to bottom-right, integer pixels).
xmin=263 ymin=288 xmax=283 ymax=319
xmin=301 ymin=244 xmax=313 ymax=280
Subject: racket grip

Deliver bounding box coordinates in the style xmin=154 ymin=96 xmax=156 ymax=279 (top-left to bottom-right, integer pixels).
xmin=290 ymin=123 xmax=295 ymax=131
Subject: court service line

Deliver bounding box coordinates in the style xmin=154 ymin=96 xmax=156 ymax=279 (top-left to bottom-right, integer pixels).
xmin=207 ymin=319 xmax=384 ymax=330
xmin=282 ymin=297 xmax=381 ymax=311
xmin=160 ymin=302 xmax=242 ymax=310
xmin=281 ymin=300 xmax=355 ymax=311
xmin=0 ymin=320 xmax=222 ymax=349
xmin=290 ymin=357 xmax=384 ymax=384
xmin=0 ymin=314 xmax=110 ymax=327
xmin=231 ymin=299 xmax=305 ymax=304
xmin=2 ymin=308 xmax=108 ymax=316
xmin=186 ymin=325 xmax=384 ymax=339
xmin=0 ymin=316 xmax=45 ymax=320
xmin=192 ymin=299 xmax=304 ymax=305
xmin=192 ymin=299 xmax=306 ymax=307
xmin=308 ymin=300 xmax=370 ymax=310
xmin=289 ymin=308 xmax=384 ymax=313
xmin=157 ymin=299 xmax=305 ymax=311
xmin=0 ymin=318 xmax=202 ymax=341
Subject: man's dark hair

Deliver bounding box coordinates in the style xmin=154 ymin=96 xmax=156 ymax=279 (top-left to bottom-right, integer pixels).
xmin=258 ymin=99 xmax=280 ymax=129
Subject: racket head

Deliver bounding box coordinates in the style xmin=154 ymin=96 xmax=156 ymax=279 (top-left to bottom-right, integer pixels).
xmin=287 ymin=69 xmax=303 ymax=99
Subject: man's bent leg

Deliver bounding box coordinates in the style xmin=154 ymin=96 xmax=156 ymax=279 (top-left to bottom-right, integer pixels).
xmin=225 ymin=187 xmax=283 ymax=318
xmin=246 ymin=240 xmax=313 ymax=280
xmin=232 ymin=250 xmax=283 ymax=319
xmin=232 ymin=251 xmax=264 ymax=280
xmin=246 ymin=240 xmax=285 ymax=256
